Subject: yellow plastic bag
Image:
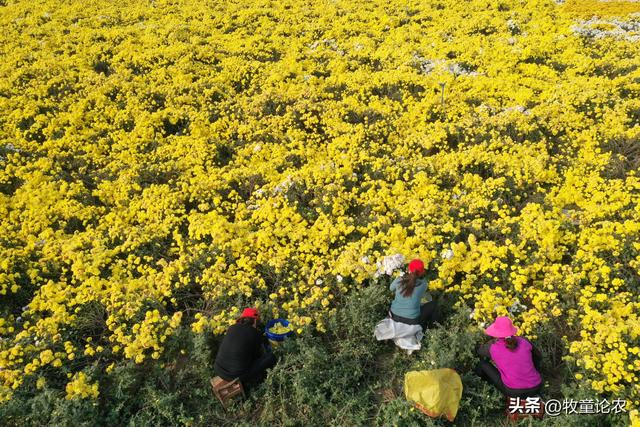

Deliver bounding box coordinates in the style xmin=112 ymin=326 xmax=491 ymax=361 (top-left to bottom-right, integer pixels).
xmin=630 ymin=409 xmax=640 ymax=427
xmin=404 ymin=368 xmax=463 ymax=422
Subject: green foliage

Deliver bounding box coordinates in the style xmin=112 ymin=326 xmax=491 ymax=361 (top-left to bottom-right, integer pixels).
xmin=375 ymin=398 xmax=437 ymax=427
xmin=0 ymin=284 xmax=633 ymax=426
xmin=257 ymin=285 xmax=390 ymax=426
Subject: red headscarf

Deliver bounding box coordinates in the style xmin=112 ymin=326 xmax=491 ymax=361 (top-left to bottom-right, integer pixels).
xmin=408 ymin=259 xmax=425 ymax=275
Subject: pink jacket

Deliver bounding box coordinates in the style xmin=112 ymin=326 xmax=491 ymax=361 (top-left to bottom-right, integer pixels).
xmin=489 ymin=337 xmax=542 ymax=389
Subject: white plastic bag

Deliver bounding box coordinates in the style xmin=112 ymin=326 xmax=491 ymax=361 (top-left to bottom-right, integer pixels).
xmin=374 ymin=317 xmax=424 ymax=354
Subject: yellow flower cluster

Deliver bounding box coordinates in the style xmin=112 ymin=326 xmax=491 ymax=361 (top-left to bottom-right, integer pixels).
xmin=567 ymin=294 xmax=640 ymax=396
xmin=112 ymin=310 xmax=183 ymax=363
xmin=269 ymin=323 xmax=293 ymax=334
xmin=0 ymin=0 xmax=638 ymax=409
xmin=65 ymin=372 xmax=99 ymax=400
xmin=561 ymin=0 xmax=640 ymax=18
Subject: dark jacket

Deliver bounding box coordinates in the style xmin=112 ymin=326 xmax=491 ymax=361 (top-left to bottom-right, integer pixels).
xmin=214 ymin=323 xmax=262 ymax=381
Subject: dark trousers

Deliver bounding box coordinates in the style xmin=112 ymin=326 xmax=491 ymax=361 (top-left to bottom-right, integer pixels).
xmin=475 ymin=360 xmax=542 ymax=398
xmin=239 ymin=344 xmax=277 ymax=387
xmin=390 ymin=301 xmax=440 ymax=329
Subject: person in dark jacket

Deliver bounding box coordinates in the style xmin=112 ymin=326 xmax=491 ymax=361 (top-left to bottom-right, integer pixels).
xmin=475 ymin=316 xmax=543 ymax=398
xmin=214 ymin=308 xmax=276 ymax=388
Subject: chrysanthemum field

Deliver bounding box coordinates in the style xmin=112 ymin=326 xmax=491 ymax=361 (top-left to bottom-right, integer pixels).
xmin=0 ymin=0 xmax=639 ymax=424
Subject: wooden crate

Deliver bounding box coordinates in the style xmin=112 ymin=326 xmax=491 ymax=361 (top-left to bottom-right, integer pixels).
xmin=211 ymin=376 xmax=245 ymax=409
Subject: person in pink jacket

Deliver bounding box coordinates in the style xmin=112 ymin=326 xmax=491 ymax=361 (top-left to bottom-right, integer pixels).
xmin=475 ymin=316 xmax=543 ymax=398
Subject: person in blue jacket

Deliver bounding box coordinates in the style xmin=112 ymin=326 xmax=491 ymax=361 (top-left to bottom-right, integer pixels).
xmin=389 ymin=258 xmax=439 ymax=329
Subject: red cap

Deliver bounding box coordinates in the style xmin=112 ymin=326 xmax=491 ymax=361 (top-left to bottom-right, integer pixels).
xmin=408 ymin=259 xmax=425 ymax=275
xmin=240 ymin=307 xmax=259 ymax=319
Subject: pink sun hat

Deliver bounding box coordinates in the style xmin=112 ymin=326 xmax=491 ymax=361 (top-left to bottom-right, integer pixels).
xmin=485 ymin=316 xmax=518 ymax=338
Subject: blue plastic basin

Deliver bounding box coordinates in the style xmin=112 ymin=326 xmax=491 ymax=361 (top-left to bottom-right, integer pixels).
xmin=265 ymin=318 xmax=294 ymax=342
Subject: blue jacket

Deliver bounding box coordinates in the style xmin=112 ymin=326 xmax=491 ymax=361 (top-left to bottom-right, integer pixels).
xmin=390 ymin=276 xmax=427 ymax=319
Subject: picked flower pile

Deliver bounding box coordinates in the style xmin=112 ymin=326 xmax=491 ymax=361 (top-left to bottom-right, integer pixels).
xmin=269 ymin=323 xmax=293 ymax=335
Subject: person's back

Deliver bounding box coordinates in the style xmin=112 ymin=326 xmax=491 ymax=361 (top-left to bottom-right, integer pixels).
xmin=214 ymin=322 xmax=261 ymax=381
xmin=390 ymin=276 xmax=427 ymax=319
xmin=490 ymin=336 xmax=541 ymax=389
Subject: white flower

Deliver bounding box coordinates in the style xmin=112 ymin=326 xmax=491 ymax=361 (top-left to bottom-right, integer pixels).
xmin=469 ymin=310 xmax=475 ymax=319
xmin=509 ymin=299 xmax=528 ymax=314
xmin=412 ymin=54 xmax=440 ymax=74
xmin=503 ymin=105 xmax=530 ymax=115
xmin=441 ymin=249 xmax=454 ymax=260
xmin=479 ymin=322 xmax=487 ymax=328
xmin=315 ymin=279 xmax=323 ymax=285
xmin=571 ymin=18 xmax=640 ymax=42
xmin=376 ymin=254 xmax=405 ymax=276
xmin=361 ymin=256 xmax=370 ymax=264
xmin=506 ymin=19 xmax=520 ymax=34
xmin=273 ymin=175 xmax=293 ymax=194
xmin=336 ymin=275 xmax=343 ymax=282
